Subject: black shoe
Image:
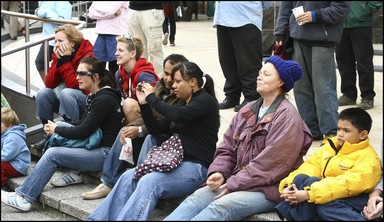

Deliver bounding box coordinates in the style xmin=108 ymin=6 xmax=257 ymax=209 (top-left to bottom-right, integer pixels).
xmin=234 ymin=100 xmax=251 ymax=112
xmin=31 ymin=135 xmax=50 ymax=150
xmin=219 ymin=99 xmax=239 ymax=109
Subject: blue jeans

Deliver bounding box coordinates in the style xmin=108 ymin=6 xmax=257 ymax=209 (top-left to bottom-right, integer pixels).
xmin=87 ymin=161 xmax=207 ymax=221
xmin=15 ymin=146 xmax=109 ymax=203
xmin=35 ymin=87 xmax=86 ymax=122
xmin=164 ymin=186 xmax=276 ymax=221
xmin=137 ymin=134 xmax=170 ymax=165
xmin=293 ymin=41 xmax=338 ymax=138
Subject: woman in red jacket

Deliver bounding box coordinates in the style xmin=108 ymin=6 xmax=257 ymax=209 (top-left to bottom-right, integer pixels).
xmin=32 ymin=24 xmax=94 ymax=149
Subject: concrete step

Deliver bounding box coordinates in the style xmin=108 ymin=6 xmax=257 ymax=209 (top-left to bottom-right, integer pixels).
xmin=6 ymin=159 xmax=280 ymax=221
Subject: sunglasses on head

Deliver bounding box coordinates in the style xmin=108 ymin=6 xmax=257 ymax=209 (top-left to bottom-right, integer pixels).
xmin=76 ymin=71 xmax=94 ymax=77
xmin=122 ymin=34 xmax=136 ymax=51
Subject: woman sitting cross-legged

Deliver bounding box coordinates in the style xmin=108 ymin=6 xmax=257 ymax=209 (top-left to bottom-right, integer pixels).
xmin=1 ymin=56 xmax=123 ymax=212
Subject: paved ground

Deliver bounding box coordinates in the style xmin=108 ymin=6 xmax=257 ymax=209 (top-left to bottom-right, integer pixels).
xmin=1 ymin=15 xmax=383 ymax=220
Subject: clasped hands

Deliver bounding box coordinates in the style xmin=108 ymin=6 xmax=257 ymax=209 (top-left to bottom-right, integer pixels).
xmin=281 ymin=184 xmax=309 ymax=205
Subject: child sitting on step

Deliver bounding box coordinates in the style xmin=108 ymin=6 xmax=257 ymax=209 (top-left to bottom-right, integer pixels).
xmin=1 ymin=107 xmax=31 ymax=190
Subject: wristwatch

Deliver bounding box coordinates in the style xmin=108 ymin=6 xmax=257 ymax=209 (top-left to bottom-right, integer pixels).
xmin=138 ymin=126 xmax=144 ymax=137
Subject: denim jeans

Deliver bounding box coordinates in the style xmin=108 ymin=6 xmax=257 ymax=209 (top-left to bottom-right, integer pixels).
xmin=15 ymin=146 xmax=109 ymax=203
xmin=293 ymin=40 xmax=338 ymax=138
xmin=137 ymin=134 xmax=170 ymax=165
xmin=164 ymin=185 xmax=275 ymax=220
xmin=87 ymin=161 xmax=207 ymax=221
xmin=35 ymin=87 xmax=86 ymax=122
xmin=101 ymin=128 xmax=145 ymax=188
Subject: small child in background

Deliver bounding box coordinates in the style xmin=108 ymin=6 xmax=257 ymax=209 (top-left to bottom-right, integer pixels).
xmin=1 ymin=107 xmax=31 ymax=189
xmin=275 ymin=107 xmax=382 ymax=221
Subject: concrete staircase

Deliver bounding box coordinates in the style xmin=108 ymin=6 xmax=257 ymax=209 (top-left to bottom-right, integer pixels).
xmin=6 ymin=145 xmax=280 ymax=221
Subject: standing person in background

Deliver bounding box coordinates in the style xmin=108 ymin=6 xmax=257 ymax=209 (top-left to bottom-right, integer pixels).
xmin=162 ymin=1 xmax=186 ymax=47
xmin=274 ymin=1 xmax=350 ymax=143
xmin=34 ymin=1 xmax=72 ymax=82
xmin=336 ymin=1 xmax=383 ymax=110
xmin=1 ymin=1 xmax=22 ymax=40
xmin=1 ymin=107 xmax=31 ymax=190
xmin=214 ymin=1 xmax=272 ymax=112
xmin=88 ymin=1 xmax=129 ymax=76
xmin=127 ymin=1 xmax=165 ymax=75
xmin=31 ymin=24 xmax=94 ymax=150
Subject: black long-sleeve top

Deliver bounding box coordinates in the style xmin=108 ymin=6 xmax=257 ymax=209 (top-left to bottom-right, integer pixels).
xmin=141 ymin=89 xmax=220 ymax=168
xmin=55 ymin=87 xmax=124 ymax=147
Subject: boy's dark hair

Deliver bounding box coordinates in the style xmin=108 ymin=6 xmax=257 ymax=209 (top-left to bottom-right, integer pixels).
xmin=339 ymin=108 xmax=372 ymax=133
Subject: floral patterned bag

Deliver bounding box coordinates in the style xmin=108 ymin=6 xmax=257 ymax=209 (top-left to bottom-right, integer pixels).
xmin=133 ymin=134 xmax=183 ymax=180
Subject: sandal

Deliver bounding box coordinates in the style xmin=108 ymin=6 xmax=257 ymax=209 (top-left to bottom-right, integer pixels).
xmin=50 ymin=170 xmax=83 ymax=187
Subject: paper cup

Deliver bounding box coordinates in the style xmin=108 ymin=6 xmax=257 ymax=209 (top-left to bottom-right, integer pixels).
xmin=292 ymin=6 xmax=304 ymax=25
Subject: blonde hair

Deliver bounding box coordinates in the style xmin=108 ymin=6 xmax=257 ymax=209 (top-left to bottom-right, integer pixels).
xmin=55 ymin=24 xmax=84 ymax=50
xmin=1 ymin=107 xmax=19 ymax=127
xmin=116 ymin=34 xmax=144 ymax=61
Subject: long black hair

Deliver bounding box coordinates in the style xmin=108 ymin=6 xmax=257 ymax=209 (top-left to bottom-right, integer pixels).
xmin=171 ymin=61 xmax=216 ymax=100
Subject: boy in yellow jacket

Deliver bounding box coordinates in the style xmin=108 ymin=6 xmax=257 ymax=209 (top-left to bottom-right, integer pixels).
xmin=275 ymin=107 xmax=382 ymax=221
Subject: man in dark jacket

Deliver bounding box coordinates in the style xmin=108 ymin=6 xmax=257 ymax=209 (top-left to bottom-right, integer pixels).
xmin=274 ymin=1 xmax=350 ymax=143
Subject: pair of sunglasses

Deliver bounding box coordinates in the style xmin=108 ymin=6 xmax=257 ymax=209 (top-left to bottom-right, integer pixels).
xmin=76 ymin=71 xmax=94 ymax=77
xmin=122 ymin=34 xmax=137 ymax=51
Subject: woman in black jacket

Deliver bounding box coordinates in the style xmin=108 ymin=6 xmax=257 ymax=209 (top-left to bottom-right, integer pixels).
xmin=1 ymin=56 xmax=124 ymax=212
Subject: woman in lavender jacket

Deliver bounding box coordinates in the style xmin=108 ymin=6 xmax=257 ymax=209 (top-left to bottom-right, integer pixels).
xmin=164 ymin=55 xmax=313 ymax=220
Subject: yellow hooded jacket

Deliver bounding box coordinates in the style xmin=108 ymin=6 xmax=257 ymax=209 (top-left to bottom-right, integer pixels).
xmin=279 ymin=136 xmax=382 ymax=204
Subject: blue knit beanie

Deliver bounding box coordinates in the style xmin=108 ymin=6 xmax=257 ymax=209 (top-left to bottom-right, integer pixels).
xmin=265 ymin=55 xmax=303 ymax=92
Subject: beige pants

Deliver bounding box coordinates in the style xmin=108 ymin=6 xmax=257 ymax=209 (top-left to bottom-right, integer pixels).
xmin=127 ymin=8 xmax=165 ymax=76
xmin=1 ymin=1 xmax=22 ymax=38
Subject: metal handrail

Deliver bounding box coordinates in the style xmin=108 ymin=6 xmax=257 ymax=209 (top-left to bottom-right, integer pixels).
xmin=1 ymin=10 xmax=86 ymax=95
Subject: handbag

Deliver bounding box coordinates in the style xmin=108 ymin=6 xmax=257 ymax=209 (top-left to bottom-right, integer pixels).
xmin=44 ymin=127 xmax=103 ymax=151
xmin=133 ymin=134 xmax=183 ymax=180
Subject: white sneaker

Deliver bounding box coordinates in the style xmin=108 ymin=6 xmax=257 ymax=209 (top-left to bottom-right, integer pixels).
xmin=1 ymin=190 xmax=32 ymax=212
xmin=162 ymin=33 xmax=169 ymax=45
xmin=50 ymin=170 xmax=83 ymax=187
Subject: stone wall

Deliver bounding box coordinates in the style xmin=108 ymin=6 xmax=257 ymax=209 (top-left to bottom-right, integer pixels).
xmin=262 ymin=2 xmax=383 ymax=56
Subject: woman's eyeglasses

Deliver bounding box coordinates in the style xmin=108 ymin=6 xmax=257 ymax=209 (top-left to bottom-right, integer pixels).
xmin=123 ymin=34 xmax=136 ymax=51
xmin=76 ymin=71 xmax=93 ymax=77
